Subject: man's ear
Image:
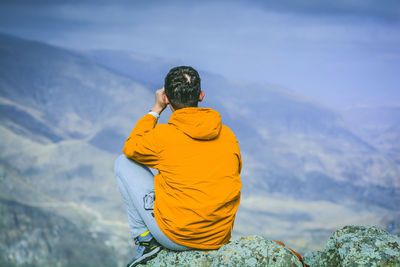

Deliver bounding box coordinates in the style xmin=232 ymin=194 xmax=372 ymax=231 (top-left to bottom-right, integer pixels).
xmin=163 ymin=93 xmax=176 ymax=112
xmin=163 ymin=93 xmax=170 ymax=105
xmin=199 ymin=90 xmax=205 ymax=102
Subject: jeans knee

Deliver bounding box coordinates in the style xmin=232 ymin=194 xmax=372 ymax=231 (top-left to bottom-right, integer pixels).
xmin=114 ymin=154 xmax=127 ymax=176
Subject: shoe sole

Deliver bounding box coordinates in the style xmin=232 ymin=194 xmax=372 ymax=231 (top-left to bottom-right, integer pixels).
xmin=128 ymin=247 xmax=162 ymax=267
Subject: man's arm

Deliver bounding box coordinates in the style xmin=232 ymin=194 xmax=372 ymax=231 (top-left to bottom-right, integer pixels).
xmin=235 ymin=141 xmax=242 ymax=174
xmin=123 ymin=88 xmax=167 ymax=167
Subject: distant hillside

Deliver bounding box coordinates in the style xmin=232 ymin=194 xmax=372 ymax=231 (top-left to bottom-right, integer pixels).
xmin=0 ymin=33 xmax=399 ymax=265
xmin=0 ymin=33 xmax=151 ymax=265
xmin=341 ymin=105 xmax=400 ymax=164
xmin=0 ymin=33 xmax=152 ymax=152
xmin=203 ymin=80 xmax=400 ymax=207
xmin=0 ymin=197 xmax=118 ymax=267
xmin=76 ymin=49 xmax=181 ymax=89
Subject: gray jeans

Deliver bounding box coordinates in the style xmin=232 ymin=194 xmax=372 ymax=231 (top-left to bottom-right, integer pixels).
xmin=114 ymin=155 xmax=191 ymax=251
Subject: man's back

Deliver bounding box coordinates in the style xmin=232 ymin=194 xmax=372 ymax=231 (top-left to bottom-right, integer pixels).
xmin=123 ymin=107 xmax=242 ymax=249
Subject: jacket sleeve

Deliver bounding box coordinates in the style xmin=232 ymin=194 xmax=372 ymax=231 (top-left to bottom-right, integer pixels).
xmin=123 ymin=114 xmax=160 ymax=168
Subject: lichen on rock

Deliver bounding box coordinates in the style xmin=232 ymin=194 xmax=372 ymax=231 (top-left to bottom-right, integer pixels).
xmin=145 ymin=235 xmax=303 ymax=267
xmin=304 ymin=225 xmax=400 ymax=267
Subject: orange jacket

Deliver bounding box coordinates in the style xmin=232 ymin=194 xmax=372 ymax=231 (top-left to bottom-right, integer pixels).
xmin=123 ymin=107 xmax=242 ymax=249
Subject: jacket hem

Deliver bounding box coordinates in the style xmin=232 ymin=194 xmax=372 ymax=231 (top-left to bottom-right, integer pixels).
xmin=154 ymin=211 xmax=229 ymax=250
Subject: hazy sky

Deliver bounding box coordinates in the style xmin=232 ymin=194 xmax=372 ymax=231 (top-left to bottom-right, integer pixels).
xmin=1 ymin=0 xmax=399 ymax=109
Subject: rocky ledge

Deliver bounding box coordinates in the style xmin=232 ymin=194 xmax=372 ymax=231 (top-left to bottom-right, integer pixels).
xmin=146 ymin=235 xmax=303 ymax=267
xmin=304 ymin=225 xmax=400 ymax=267
xmin=145 ymin=225 xmax=400 ymax=267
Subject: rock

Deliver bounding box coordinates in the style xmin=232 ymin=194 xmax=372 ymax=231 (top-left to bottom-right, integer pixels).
xmin=304 ymin=225 xmax=400 ymax=267
xmin=145 ymin=235 xmax=303 ymax=267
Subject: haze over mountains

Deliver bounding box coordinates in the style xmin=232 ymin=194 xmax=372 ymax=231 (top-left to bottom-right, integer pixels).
xmin=1 ymin=33 xmax=399 ymax=266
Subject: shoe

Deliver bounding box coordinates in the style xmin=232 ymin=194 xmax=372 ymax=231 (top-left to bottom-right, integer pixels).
xmin=127 ymin=231 xmax=162 ymax=267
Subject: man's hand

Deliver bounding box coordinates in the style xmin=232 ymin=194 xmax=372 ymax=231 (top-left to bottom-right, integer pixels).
xmin=151 ymin=88 xmax=167 ymax=115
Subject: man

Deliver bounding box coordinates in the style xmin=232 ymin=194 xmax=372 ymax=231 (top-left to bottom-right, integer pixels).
xmin=114 ymin=66 xmax=242 ymax=267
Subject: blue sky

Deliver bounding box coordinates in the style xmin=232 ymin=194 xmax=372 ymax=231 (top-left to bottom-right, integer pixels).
xmin=1 ymin=0 xmax=399 ymax=109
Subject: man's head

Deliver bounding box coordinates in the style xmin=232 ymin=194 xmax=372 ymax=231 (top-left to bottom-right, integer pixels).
xmin=164 ymin=66 xmax=204 ymax=110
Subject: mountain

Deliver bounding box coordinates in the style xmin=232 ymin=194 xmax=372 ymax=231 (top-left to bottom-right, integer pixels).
xmin=75 ymin=49 xmax=181 ymax=90
xmin=341 ymin=105 xmax=400 ymax=164
xmin=0 ymin=33 xmax=155 ymax=265
xmin=1 ymin=33 xmax=399 ymax=265
xmin=209 ymin=81 xmax=400 ymax=207
xmin=0 ymin=34 xmax=155 ymax=152
xmin=0 ymin=197 xmax=117 ymax=267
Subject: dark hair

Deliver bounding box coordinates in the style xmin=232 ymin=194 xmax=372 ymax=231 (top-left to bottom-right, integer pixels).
xmin=164 ymin=66 xmax=201 ymax=110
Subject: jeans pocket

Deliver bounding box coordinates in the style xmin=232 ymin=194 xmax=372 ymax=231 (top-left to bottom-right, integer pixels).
xmin=143 ymin=190 xmax=155 ymax=210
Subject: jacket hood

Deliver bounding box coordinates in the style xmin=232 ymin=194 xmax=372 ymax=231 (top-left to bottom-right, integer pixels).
xmin=168 ymin=107 xmax=222 ymax=140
